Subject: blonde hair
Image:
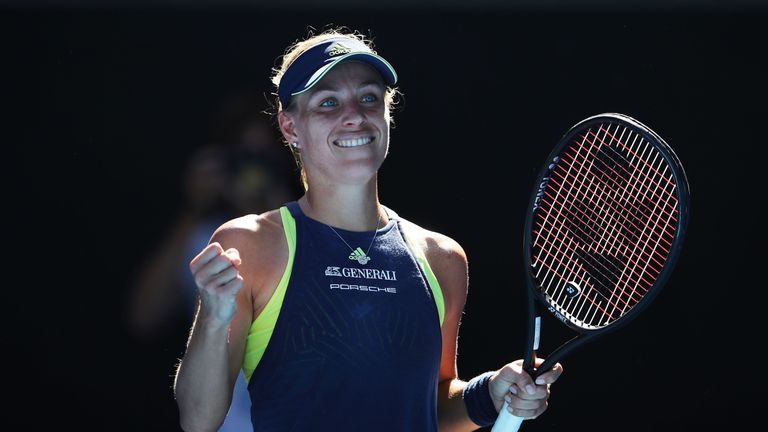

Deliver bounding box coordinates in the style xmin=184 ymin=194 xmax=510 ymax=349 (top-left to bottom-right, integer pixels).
xmin=271 ymin=28 xmax=400 ymax=190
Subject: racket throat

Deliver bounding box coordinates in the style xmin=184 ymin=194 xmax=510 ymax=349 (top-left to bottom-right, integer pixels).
xmin=533 ymin=316 xmax=541 ymax=350
xmin=522 ymin=315 xmax=541 ymax=377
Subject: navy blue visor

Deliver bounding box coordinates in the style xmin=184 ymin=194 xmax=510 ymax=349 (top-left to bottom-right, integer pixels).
xmin=277 ymin=38 xmax=397 ymax=109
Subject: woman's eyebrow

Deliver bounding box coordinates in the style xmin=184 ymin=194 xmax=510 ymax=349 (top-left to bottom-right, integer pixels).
xmin=358 ymin=80 xmax=384 ymax=89
xmin=308 ymin=83 xmax=336 ymax=94
xmin=311 ymin=80 xmax=383 ymax=95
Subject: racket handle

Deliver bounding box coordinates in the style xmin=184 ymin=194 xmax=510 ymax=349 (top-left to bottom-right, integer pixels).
xmin=491 ymin=401 xmax=524 ymax=432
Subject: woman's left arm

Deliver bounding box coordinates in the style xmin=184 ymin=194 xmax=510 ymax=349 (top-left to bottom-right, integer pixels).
xmin=428 ymin=232 xmax=562 ymax=432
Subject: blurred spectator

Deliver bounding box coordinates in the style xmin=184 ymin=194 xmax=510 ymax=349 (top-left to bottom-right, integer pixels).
xmin=129 ymin=145 xmax=232 ymax=339
xmin=127 ymin=89 xmax=299 ymax=431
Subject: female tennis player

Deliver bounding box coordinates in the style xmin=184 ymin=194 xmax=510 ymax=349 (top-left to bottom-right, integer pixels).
xmin=174 ymin=28 xmax=563 ymax=432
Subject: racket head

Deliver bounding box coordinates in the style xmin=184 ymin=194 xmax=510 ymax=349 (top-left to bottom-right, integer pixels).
xmin=524 ymin=113 xmax=689 ymax=335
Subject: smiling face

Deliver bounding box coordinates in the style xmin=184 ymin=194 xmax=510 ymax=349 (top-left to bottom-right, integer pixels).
xmin=278 ymin=61 xmax=390 ymax=188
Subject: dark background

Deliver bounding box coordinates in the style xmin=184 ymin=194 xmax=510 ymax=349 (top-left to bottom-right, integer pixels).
xmin=6 ymin=2 xmax=767 ymax=431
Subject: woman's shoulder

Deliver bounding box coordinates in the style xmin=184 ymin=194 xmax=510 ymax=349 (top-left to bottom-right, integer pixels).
xmin=396 ymin=215 xmax=467 ymax=270
xmin=210 ymin=209 xmax=290 ymax=303
xmin=396 ymin=214 xmax=469 ymax=312
xmin=212 ymin=209 xmax=285 ymax=243
xmin=209 ymin=209 xmax=288 ymax=273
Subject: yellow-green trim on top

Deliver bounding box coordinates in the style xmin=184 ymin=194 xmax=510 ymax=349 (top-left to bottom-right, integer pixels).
xmin=242 ymin=207 xmax=296 ymax=383
xmin=401 ymin=229 xmax=445 ymax=327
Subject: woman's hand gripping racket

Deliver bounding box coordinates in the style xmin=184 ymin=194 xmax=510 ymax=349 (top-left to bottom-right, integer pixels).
xmin=492 ymin=113 xmax=690 ymax=431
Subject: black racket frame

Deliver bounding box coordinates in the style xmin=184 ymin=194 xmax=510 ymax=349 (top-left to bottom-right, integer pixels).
xmin=521 ymin=113 xmax=690 ymax=377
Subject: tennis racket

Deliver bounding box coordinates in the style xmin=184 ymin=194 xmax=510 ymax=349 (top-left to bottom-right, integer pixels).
xmin=491 ymin=113 xmax=689 ymax=431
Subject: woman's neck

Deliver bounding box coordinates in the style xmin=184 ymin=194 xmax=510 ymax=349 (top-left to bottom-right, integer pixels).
xmin=298 ymin=177 xmax=388 ymax=231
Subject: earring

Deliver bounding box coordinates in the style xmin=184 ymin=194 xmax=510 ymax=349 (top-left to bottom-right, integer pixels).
xmin=291 ymin=142 xmax=300 ymax=149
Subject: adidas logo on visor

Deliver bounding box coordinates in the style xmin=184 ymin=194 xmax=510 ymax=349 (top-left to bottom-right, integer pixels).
xmin=327 ymin=42 xmax=353 ymax=57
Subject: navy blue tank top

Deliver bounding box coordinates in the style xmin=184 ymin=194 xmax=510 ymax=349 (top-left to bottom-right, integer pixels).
xmin=246 ymin=202 xmax=443 ymax=431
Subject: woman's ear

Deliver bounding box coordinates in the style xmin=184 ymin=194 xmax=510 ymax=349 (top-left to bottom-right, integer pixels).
xmin=278 ymin=110 xmax=299 ymax=144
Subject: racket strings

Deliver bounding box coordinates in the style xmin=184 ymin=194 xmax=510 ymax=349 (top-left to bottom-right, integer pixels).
xmin=531 ymin=226 xmax=626 ymax=311
xmin=549 ymin=123 xmax=676 ymax=318
xmin=552 ymin=141 xmax=671 ymax=275
xmin=557 ymin=141 xmax=675 ymax=253
xmin=532 ymin=122 xmax=680 ymax=327
xmin=599 ymin=126 xmax=680 ymax=214
xmin=534 ymin=127 xmax=651 ymax=316
xmin=533 ymin=206 xmax=639 ymax=308
xmin=541 ymin=175 xmax=662 ymax=276
xmin=559 ymin=125 xmax=672 ymax=253
xmin=560 ymin=125 xmax=676 ymax=314
xmin=582 ymin=128 xmax=679 ymax=227
xmin=585 ymin=125 xmax=680 ymax=317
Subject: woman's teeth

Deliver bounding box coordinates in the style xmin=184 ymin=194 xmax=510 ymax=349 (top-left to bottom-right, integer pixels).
xmin=334 ymin=137 xmax=373 ymax=148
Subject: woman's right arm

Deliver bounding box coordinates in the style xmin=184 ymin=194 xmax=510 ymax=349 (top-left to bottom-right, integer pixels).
xmin=174 ymin=228 xmax=254 ymax=432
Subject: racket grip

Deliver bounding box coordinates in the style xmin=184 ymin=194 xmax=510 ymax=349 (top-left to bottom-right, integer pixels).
xmin=490 ymin=401 xmax=524 ymax=432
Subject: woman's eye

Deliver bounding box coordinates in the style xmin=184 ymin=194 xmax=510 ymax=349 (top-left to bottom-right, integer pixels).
xmin=320 ymin=98 xmax=338 ymax=107
xmin=360 ymin=94 xmax=378 ymax=103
